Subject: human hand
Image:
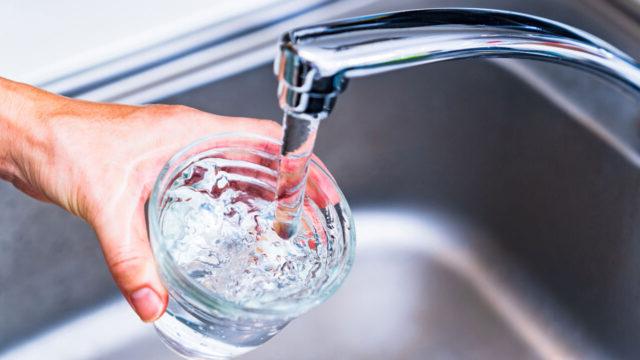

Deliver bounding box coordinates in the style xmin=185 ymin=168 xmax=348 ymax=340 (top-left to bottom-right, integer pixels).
xmin=0 ymin=79 xmax=287 ymax=322
xmin=0 ymin=77 xmax=340 ymax=322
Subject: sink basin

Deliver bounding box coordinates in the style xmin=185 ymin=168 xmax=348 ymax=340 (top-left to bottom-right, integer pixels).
xmin=161 ymin=59 xmax=639 ymax=360
xmin=2 ymin=0 xmax=640 ymax=359
xmin=0 ymin=210 xmax=604 ymax=360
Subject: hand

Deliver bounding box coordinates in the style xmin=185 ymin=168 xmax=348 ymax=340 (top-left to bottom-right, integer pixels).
xmin=0 ymin=78 xmax=340 ymax=323
xmin=0 ymin=79 xmax=283 ymax=322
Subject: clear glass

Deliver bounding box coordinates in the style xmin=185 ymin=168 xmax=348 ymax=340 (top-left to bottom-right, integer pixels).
xmin=147 ymin=132 xmax=355 ymax=359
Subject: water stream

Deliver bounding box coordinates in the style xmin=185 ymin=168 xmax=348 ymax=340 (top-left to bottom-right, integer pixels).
xmin=273 ymin=112 xmax=321 ymax=239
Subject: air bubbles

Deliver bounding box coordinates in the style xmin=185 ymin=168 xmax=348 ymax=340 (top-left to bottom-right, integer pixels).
xmin=160 ymin=157 xmax=342 ymax=308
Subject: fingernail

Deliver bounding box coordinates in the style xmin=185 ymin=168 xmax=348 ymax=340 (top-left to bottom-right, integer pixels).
xmin=130 ymin=287 xmax=164 ymax=322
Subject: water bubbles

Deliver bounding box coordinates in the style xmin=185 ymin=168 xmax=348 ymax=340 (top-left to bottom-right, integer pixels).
xmin=160 ymin=158 xmax=342 ymax=307
xmin=216 ymin=173 xmax=229 ymax=189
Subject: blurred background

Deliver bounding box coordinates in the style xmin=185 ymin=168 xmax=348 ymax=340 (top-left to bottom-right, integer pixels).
xmin=2 ymin=0 xmax=640 ymax=359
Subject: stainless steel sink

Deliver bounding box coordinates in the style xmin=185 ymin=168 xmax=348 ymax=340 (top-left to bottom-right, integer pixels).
xmin=0 ymin=210 xmax=606 ymax=359
xmin=2 ymin=0 xmax=640 ymax=359
xmin=159 ymin=59 xmax=639 ymax=360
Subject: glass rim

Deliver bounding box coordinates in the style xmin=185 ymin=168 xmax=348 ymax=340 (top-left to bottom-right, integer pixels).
xmin=148 ymin=131 xmax=356 ymax=318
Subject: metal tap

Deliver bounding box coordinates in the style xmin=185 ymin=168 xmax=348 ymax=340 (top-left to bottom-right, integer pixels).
xmin=274 ymin=8 xmax=640 ymax=121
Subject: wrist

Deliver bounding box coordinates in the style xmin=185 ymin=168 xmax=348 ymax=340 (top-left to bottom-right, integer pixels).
xmin=0 ymin=77 xmax=52 ymax=182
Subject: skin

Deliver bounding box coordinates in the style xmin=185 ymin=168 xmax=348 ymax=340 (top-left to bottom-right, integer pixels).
xmin=0 ymin=76 xmax=336 ymax=323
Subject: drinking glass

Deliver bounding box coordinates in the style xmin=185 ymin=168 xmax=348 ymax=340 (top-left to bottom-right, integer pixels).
xmin=147 ymin=132 xmax=355 ymax=359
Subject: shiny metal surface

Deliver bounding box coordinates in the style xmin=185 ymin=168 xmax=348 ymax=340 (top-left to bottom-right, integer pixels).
xmin=0 ymin=210 xmax=603 ymax=359
xmin=8 ymin=55 xmax=638 ymax=358
xmin=163 ymin=57 xmax=640 ymax=359
xmin=4 ymin=1 xmax=640 ymax=359
xmin=275 ymin=8 xmax=640 ymax=121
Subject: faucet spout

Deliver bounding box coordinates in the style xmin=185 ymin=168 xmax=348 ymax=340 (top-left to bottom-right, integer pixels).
xmin=274 ymin=8 xmax=640 ymax=120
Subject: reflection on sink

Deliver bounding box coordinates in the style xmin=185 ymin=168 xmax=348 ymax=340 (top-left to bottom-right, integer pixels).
xmin=2 ymin=2 xmax=640 ymax=358
xmin=4 ymin=56 xmax=639 ymax=360
xmin=0 ymin=209 xmax=607 ymax=360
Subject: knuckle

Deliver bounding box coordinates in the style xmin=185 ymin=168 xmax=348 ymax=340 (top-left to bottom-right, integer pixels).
xmin=143 ymin=104 xmax=194 ymax=117
xmin=108 ymin=251 xmax=148 ymax=277
xmin=259 ymin=119 xmax=281 ymax=132
xmin=169 ymin=104 xmax=194 ymax=113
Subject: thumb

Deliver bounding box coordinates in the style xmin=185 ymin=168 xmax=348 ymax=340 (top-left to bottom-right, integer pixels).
xmin=95 ymin=213 xmax=168 ymax=322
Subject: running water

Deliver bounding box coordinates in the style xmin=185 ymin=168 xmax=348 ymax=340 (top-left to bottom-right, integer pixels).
xmin=272 ymin=112 xmax=320 ymax=239
xmin=154 ymin=130 xmax=351 ymax=358
xmin=157 ymin=114 xmax=332 ymax=307
xmin=159 ymin=155 xmax=342 ymax=307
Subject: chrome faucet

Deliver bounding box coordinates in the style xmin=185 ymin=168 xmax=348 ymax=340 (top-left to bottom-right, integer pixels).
xmin=274 ymin=8 xmax=640 ymax=121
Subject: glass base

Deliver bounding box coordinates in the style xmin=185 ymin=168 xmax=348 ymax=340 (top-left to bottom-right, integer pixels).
xmin=154 ymin=301 xmax=255 ymax=360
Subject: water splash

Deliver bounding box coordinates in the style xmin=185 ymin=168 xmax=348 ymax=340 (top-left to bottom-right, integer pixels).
xmin=159 ymin=157 xmax=341 ymax=307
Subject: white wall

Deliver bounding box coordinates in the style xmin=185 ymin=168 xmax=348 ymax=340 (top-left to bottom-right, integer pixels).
xmin=0 ymin=0 xmax=283 ymax=84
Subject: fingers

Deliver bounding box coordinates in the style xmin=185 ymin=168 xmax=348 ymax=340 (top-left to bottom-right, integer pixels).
xmin=153 ymin=103 xmax=340 ymax=210
xmin=94 ymin=211 xmax=168 ymax=322
xmin=212 ymin=115 xmax=283 ymax=140
xmin=305 ymin=155 xmax=341 ymax=208
xmin=196 ymin=118 xmax=339 ymax=208
xmin=169 ymin=105 xmax=283 ymax=141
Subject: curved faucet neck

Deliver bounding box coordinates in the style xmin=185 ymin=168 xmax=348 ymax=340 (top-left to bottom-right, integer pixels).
xmin=274 ymin=8 xmax=640 ymax=120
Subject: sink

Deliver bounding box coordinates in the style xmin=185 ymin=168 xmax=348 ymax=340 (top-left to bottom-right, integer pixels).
xmin=2 ymin=0 xmax=640 ymax=359
xmin=2 ymin=58 xmax=634 ymax=360
xmin=162 ymin=58 xmax=639 ymax=360
xmin=0 ymin=209 xmax=605 ymax=359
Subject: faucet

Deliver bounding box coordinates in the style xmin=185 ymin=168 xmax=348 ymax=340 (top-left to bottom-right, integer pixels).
xmin=274 ymin=8 xmax=640 ymax=122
